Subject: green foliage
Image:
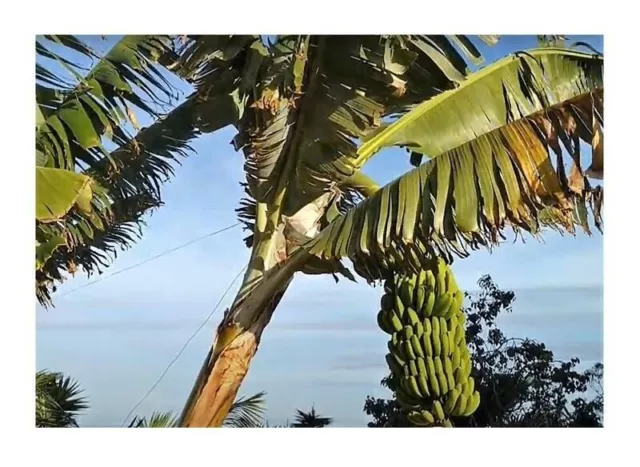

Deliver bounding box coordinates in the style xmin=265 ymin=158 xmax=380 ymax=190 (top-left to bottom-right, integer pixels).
xmin=307 ymin=48 xmax=603 ymax=281
xmin=128 ymin=411 xmax=178 ymax=428
xmin=364 ymin=276 xmax=603 ymax=427
xmin=36 ymin=370 xmax=88 ymax=428
xmin=129 ymin=391 xmax=268 ymax=428
xmin=223 ymin=391 xmax=268 ymax=428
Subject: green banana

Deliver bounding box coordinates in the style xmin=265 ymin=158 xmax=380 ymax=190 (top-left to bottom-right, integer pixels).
xmin=426 ymin=357 xmax=440 ymax=397
xmin=406 ymin=307 xmax=420 ymax=327
xmin=394 ymin=294 xmax=406 ymax=318
xmin=443 ymin=296 xmax=459 ymax=320
xmin=442 ymin=419 xmax=454 ymax=428
xmin=406 ymin=276 xmax=416 ymax=303
xmin=461 ymin=380 xmax=473 ymax=399
xmin=431 ymin=316 xmax=440 ymax=338
xmin=436 ymin=261 xmax=447 ymax=294
xmin=440 ymin=317 xmax=450 ymax=356
xmin=418 ymin=269 xmax=427 ymax=287
xmin=392 ymin=332 xmax=400 ymax=347
xmin=451 ymin=290 xmax=464 ymax=312
xmin=410 ymin=335 xmax=425 ymax=359
xmin=381 ymin=293 xmax=394 ymax=311
xmin=461 ymin=351 xmax=472 ymax=379
xmin=448 ymin=316 xmax=458 ymax=350
xmin=405 ymin=375 xmax=423 ymax=398
xmin=434 ymin=356 xmax=449 ymax=393
xmin=413 ymin=320 xmax=424 ymax=338
xmin=423 ymin=318 xmax=432 ymax=336
xmin=466 ymin=376 xmax=475 ymax=394
xmin=431 ymin=317 xmax=442 ymax=356
xmin=377 ymin=309 xmax=394 ymax=334
xmin=408 ymin=360 xmax=418 ymax=376
xmin=444 ymin=357 xmax=455 ymax=390
xmin=396 ymin=387 xmax=421 ymax=409
xmin=403 ymin=325 xmax=414 ymax=341
xmin=433 ymin=292 xmax=452 ymax=317
xmin=463 ymin=391 xmax=480 ymax=417
xmin=451 ymin=346 xmax=461 ymax=370
xmin=403 ymin=339 xmax=416 ymax=360
xmin=416 ymin=285 xmax=425 ymax=311
xmin=420 ymin=410 xmax=435 ymax=425
xmin=388 ymin=340 xmax=406 ymax=362
xmin=421 ymin=290 xmax=435 ymax=317
xmin=400 ymin=279 xmax=412 ymax=305
xmin=417 ymin=374 xmax=431 ymax=398
xmin=432 ymin=400 xmax=445 ymax=421
xmin=445 ymin=267 xmax=456 ymax=293
xmin=388 ymin=310 xmax=403 ymax=333
xmin=407 ymin=410 xmax=432 ymax=427
xmin=390 ymin=349 xmax=405 ymax=367
xmin=426 ymin=270 xmax=436 ymax=290
xmin=453 ymin=391 xmax=468 ymax=417
xmin=422 ymin=331 xmax=434 ymax=358
xmin=416 ymin=357 xmax=427 ymax=376
xmin=454 ymin=317 xmax=465 ymax=345
xmin=444 ymin=386 xmax=461 ymax=414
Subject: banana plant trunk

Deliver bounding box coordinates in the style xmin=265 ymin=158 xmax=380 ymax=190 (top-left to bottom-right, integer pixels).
xmin=178 ymin=249 xmax=308 ymax=427
xmin=179 ymin=299 xmax=280 ymax=427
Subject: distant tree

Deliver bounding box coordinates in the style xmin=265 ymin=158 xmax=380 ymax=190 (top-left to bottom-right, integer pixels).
xmin=291 ymin=406 xmax=333 ymax=428
xmin=364 ymin=275 xmax=603 ymax=428
xmin=36 ymin=370 xmax=88 ymax=428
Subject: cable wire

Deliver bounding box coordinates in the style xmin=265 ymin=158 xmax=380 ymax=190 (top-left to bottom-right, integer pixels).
xmin=56 ymin=222 xmax=240 ymax=299
xmin=120 ymin=264 xmax=248 ymax=427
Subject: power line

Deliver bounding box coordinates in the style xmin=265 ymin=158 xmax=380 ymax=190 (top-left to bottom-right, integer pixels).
xmin=56 ymin=222 xmax=240 ymax=299
xmin=120 ymin=264 xmax=248 ymax=427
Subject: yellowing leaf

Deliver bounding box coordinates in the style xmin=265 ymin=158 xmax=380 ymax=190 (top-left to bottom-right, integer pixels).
xmin=36 ymin=167 xmax=94 ymax=222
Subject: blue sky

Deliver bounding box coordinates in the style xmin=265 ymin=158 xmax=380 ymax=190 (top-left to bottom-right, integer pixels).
xmin=36 ymin=35 xmax=603 ymax=426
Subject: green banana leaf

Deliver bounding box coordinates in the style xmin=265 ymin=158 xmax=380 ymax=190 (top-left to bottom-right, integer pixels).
xmin=356 ymin=48 xmax=603 ymax=164
xmin=36 ymin=235 xmax=67 ymax=270
xmin=36 ymin=167 xmax=93 ymax=222
xmin=305 ymin=48 xmax=604 ymax=281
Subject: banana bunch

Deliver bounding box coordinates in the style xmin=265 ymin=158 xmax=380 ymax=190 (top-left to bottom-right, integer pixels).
xmin=377 ymin=259 xmax=480 ymax=427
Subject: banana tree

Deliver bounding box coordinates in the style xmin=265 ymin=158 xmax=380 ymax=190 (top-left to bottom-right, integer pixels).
xmin=173 ymin=36 xmax=603 ymax=427
xmin=36 ymin=36 xmax=603 ymax=428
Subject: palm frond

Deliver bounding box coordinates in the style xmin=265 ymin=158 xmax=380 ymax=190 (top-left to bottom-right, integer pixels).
xmin=36 ymin=370 xmax=88 ymax=428
xmin=306 ymin=48 xmax=603 ymax=281
xmin=128 ymin=411 xmax=177 ymax=427
xmin=222 ymin=391 xmax=267 ymax=428
xmin=290 ymin=407 xmax=333 ymax=427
